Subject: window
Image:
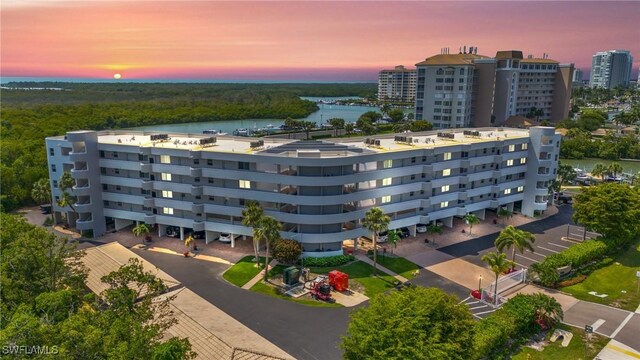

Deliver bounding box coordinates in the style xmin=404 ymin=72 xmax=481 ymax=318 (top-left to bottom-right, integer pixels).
xmin=49 ymin=148 xmax=54 ymax=156
xmin=193 ymin=159 xmax=200 ymax=165
xmin=163 ymin=207 xmax=174 ymax=215
xmin=440 ymin=201 xmax=449 ymax=208
xmin=51 ymin=164 xmax=56 ymax=172
xmin=517 ymin=186 xmax=524 ymax=192
xmin=383 ymin=159 xmax=393 ymax=168
xmin=507 ymin=159 xmax=514 ymax=167
xmin=238 ymin=162 xmax=250 ymax=170
xmin=443 ymin=152 xmax=452 ymax=160
xmin=207 ymin=159 xmax=213 ymax=166
xmin=162 ymin=190 xmax=173 ymax=198
xmin=160 ymin=155 xmax=171 ymax=164
xmin=504 ymin=189 xmax=512 ymax=195
xmin=521 ymin=143 xmax=528 ymax=150
xmin=113 ymin=152 xmax=118 ymax=158
xmin=382 ymin=178 xmax=392 ymax=186
xmin=520 ymin=157 xmax=527 ymax=164
xmin=114 ymin=169 xmax=120 ymax=175
xmin=161 ymin=173 xmax=172 ymax=181
xmin=239 ymin=180 xmax=251 ymax=189
xmin=381 ymin=195 xmax=391 ymax=204
xmin=442 ymin=169 xmax=451 ymax=177
xmin=508 ymin=145 xmax=515 ymax=152
xmin=441 ymin=185 xmax=450 ymax=192
xmin=53 ymin=180 xmax=58 ymax=188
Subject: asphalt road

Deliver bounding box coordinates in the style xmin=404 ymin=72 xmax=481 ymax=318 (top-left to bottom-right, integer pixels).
xmin=439 ymin=205 xmax=579 ymax=269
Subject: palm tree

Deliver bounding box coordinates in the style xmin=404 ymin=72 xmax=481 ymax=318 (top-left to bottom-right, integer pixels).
xmin=494 ymin=225 xmax=536 ymax=270
xmin=363 ymin=207 xmax=390 ymax=275
xmin=531 ymin=293 xmax=563 ymax=329
xmin=132 ymin=223 xmax=151 ymax=245
xmin=481 ymin=252 xmax=514 ymax=305
xmin=426 ymin=224 xmax=443 ymax=247
xmin=254 ymin=216 xmax=281 ymax=281
xmin=463 ymin=213 xmax=480 ymax=236
xmin=591 ymin=163 xmax=608 ymax=181
xmin=32 ymin=178 xmax=53 ymax=220
xmin=57 ymin=171 xmax=78 ymax=224
xmin=242 ymin=200 xmax=264 ymax=264
xmin=496 ymin=207 xmax=513 ymax=226
xmin=380 ymin=103 xmax=391 ymax=118
xmin=607 ymin=162 xmax=623 ymax=179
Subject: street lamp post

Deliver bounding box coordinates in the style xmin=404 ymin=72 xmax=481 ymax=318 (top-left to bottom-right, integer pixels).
xmin=478 ymin=275 xmax=483 ymax=292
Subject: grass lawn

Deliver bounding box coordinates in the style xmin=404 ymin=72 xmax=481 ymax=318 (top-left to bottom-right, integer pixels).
xmin=513 ymin=324 xmax=609 ymax=360
xmin=250 ymin=281 xmax=342 ymax=308
xmin=371 ymin=255 xmax=420 ymax=279
xmin=309 ymin=260 xmax=399 ymax=298
xmin=561 ymin=240 xmax=640 ymax=311
xmin=222 ymin=255 xmax=266 ymax=287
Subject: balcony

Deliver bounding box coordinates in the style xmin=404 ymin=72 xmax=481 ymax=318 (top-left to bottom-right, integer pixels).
xmin=190 ymin=167 xmax=202 ymax=178
xmin=192 ymin=203 xmax=204 ymax=214
xmin=191 ymin=186 xmax=203 ymax=196
xmin=76 ymin=215 xmax=93 ymax=230
xmin=280 ymin=168 xmax=297 ymax=176
xmin=280 ymin=186 xmax=297 ymax=195
xmin=143 ymin=197 xmax=155 ymax=208
xmin=69 ymin=149 xmax=88 ymax=162
xmin=140 ymin=163 xmax=151 ymax=173
xmin=343 ymin=203 xmax=357 ymax=212
xmin=192 ymin=221 xmax=205 ymax=232
xmin=144 ymin=214 xmax=156 ymax=224
xmin=142 ymin=180 xmax=153 ymax=191
xmin=72 ymin=184 xmax=91 ymax=196
xmin=280 ymin=204 xmax=297 ymax=214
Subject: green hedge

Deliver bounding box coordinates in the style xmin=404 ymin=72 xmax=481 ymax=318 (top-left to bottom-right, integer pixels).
xmin=299 ymin=255 xmax=354 ymax=267
xmin=531 ymin=239 xmax=611 ymax=286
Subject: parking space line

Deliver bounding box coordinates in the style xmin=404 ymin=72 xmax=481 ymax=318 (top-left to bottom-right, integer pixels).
xmin=516 ymin=253 xmax=542 ymax=263
xmin=548 ymin=242 xmax=569 ymax=249
xmin=459 ymin=297 xmax=471 ymax=304
xmin=591 ymin=318 xmax=606 ymax=332
xmin=475 ymin=309 xmax=496 ymax=315
xmin=538 ymin=245 xmax=560 ymax=254
xmin=470 ymin=305 xmax=489 ymax=310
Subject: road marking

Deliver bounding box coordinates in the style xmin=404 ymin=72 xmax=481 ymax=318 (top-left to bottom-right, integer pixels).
xmin=515 ymin=262 xmax=528 ymax=269
xmin=524 ymin=250 xmax=547 ymax=258
xmin=611 ymin=312 xmax=635 ymax=338
xmin=470 ymin=305 xmax=489 ymax=310
xmin=606 ymin=343 xmax=640 ymax=359
xmin=591 ymin=319 xmax=606 ymax=332
xmin=548 ymin=242 xmax=569 ymax=249
xmin=516 ymin=253 xmax=542 ymax=263
xmin=538 ymin=245 xmax=560 ymax=254
xmin=459 ymin=297 xmax=471 ymax=304
xmin=466 ymin=301 xmax=480 ymax=306
xmin=475 ymin=309 xmax=496 ymax=315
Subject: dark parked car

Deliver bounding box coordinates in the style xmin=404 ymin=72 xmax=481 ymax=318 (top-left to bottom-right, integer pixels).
xmin=398 ymin=227 xmax=410 ymax=238
xmin=166 ymin=226 xmax=180 ymax=238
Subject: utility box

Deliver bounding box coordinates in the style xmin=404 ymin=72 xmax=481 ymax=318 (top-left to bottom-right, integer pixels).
xmin=328 ymin=270 xmax=349 ymax=292
xmin=283 ymin=266 xmax=301 ymax=286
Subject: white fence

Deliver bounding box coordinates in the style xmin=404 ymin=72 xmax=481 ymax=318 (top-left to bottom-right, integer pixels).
xmin=481 ymin=269 xmax=527 ymax=307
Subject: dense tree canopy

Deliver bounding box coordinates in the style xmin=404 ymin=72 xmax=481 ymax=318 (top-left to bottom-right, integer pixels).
xmin=0 ymin=214 xmax=195 ymax=359
xmin=572 ymin=183 xmax=640 ymax=244
xmin=340 ymin=287 xmax=475 ymax=360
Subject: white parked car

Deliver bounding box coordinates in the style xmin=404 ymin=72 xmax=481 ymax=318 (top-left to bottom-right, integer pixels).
xmin=377 ymin=231 xmax=388 ymax=243
xmin=416 ymin=223 xmax=428 ymax=233
xmin=217 ymin=233 xmax=240 ymax=243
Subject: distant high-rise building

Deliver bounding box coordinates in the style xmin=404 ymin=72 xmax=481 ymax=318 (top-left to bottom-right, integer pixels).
xmin=590 ymin=50 xmax=633 ymax=89
xmin=572 ymin=68 xmax=584 ymax=88
xmin=377 ymin=65 xmax=417 ymax=102
xmin=414 ymin=48 xmax=573 ymax=129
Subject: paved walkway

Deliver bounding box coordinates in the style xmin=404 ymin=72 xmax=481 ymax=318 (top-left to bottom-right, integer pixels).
xmin=355 ymin=254 xmax=408 ymax=282
xmin=597 ymin=340 xmax=640 ymax=360
xmin=406 ymin=250 xmax=495 ymax=291
xmin=242 ymin=259 xmax=279 ymax=289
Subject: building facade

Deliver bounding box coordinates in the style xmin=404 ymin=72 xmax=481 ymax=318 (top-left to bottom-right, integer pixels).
xmin=590 ymin=50 xmax=634 ymax=89
xmin=377 ymin=65 xmax=417 ymax=103
xmin=46 ymin=127 xmax=560 ymax=257
xmin=414 ymin=49 xmax=574 ymax=129
xmin=572 ymin=68 xmax=584 ymax=88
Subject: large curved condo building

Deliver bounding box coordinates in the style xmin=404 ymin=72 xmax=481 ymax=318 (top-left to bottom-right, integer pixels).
xmin=46 ymin=127 xmax=559 ymax=257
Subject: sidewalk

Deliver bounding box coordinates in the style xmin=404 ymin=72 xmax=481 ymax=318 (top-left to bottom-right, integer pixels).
xmin=242 ymin=259 xmax=279 ymax=289
xmin=356 ymin=254 xmax=408 ymax=283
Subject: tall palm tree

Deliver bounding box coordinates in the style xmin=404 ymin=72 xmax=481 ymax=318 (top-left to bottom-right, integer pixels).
xmin=242 ymin=200 xmax=264 ymax=264
xmin=380 ymin=103 xmax=391 ymax=118
xmin=363 ymin=207 xmax=390 ymax=275
xmin=254 ymin=216 xmax=281 ymax=281
xmin=463 ymin=213 xmax=480 ymax=236
xmin=494 ymin=225 xmax=536 ymax=270
xmin=497 ymin=207 xmax=513 ymax=226
xmin=426 ymin=224 xmax=443 ymax=247
xmin=132 ymin=223 xmax=151 ymax=245
xmin=32 ymin=178 xmax=53 ymax=220
xmin=481 ymin=251 xmax=514 ymax=305
xmin=591 ymin=163 xmax=608 ymax=181
xmin=607 ymin=162 xmax=623 ymax=179
xmin=531 ymin=293 xmax=563 ymax=329
xmin=57 ymin=171 xmax=78 ymax=222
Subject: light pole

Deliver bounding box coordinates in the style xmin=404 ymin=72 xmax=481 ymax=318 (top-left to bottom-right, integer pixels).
xmin=478 ymin=275 xmax=483 ymax=292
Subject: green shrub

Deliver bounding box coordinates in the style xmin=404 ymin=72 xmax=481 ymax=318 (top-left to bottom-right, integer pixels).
xmin=561 ymin=240 xmax=608 ymax=267
xmin=530 ymin=240 xmax=610 ymax=287
xmin=272 ymin=239 xmax=302 ymax=264
xmin=299 ymin=255 xmax=354 ymax=267
xmin=557 ymin=275 xmax=587 ymax=287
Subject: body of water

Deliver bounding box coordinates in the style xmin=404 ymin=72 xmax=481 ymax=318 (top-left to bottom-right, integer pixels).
xmin=130 ymin=96 xmax=380 ymax=134
xmin=561 ymin=158 xmax=640 ymax=174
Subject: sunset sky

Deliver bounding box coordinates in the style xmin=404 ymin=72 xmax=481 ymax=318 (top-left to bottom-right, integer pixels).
xmin=2 ymin=1 xmax=639 ymax=81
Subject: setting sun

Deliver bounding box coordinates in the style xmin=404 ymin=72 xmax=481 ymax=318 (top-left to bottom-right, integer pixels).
xmin=113 ymin=73 xmax=122 ymax=80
